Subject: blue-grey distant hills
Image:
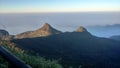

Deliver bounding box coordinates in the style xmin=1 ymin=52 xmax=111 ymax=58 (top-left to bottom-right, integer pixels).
xmin=110 ymin=35 xmax=120 ymax=41
xmin=11 ymin=23 xmax=120 ymax=68
xmin=86 ymin=24 xmax=120 ymax=37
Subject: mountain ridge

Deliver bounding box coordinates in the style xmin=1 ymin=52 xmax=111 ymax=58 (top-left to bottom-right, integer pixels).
xmin=12 ymin=27 xmax=120 ymax=68
xmin=14 ymin=23 xmax=62 ymax=39
xmin=110 ymin=35 xmax=120 ymax=41
xmin=86 ymin=24 xmax=120 ymax=37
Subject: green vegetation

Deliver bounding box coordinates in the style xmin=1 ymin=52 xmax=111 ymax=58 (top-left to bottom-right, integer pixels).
xmin=0 ymin=41 xmax=63 ymax=68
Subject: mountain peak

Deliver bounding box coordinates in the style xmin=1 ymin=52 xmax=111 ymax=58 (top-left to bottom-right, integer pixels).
xmin=75 ymin=26 xmax=87 ymax=32
xmin=15 ymin=23 xmax=62 ymax=39
xmin=39 ymin=23 xmax=53 ymax=31
xmin=36 ymin=23 xmax=62 ymax=34
xmin=43 ymin=23 xmax=51 ymax=28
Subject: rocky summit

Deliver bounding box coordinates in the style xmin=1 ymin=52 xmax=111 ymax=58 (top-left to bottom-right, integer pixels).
xmin=75 ymin=26 xmax=88 ymax=32
xmin=14 ymin=23 xmax=62 ymax=39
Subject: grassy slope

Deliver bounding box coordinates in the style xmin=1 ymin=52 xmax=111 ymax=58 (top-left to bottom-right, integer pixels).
xmin=0 ymin=40 xmax=63 ymax=68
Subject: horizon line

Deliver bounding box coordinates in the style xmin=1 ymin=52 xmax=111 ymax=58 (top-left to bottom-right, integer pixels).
xmin=0 ymin=11 xmax=120 ymax=14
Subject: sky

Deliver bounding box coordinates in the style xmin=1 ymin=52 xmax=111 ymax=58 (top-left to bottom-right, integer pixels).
xmin=0 ymin=0 xmax=120 ymax=13
xmin=0 ymin=0 xmax=120 ymax=36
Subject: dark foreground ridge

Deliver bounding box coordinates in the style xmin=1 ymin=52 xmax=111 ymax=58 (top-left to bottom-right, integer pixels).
xmin=11 ymin=23 xmax=120 ymax=68
xmin=1 ymin=23 xmax=120 ymax=68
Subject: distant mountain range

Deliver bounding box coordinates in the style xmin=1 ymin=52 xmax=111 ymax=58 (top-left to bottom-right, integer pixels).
xmin=86 ymin=24 xmax=120 ymax=37
xmin=110 ymin=35 xmax=120 ymax=41
xmin=8 ymin=23 xmax=120 ymax=68
xmin=1 ymin=23 xmax=120 ymax=68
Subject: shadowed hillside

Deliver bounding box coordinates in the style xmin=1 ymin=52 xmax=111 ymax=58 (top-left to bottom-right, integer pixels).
xmin=12 ymin=24 xmax=120 ymax=68
xmin=0 ymin=40 xmax=63 ymax=68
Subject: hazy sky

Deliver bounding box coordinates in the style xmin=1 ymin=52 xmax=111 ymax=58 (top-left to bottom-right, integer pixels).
xmin=0 ymin=0 xmax=120 ymax=13
xmin=0 ymin=0 xmax=120 ymax=35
